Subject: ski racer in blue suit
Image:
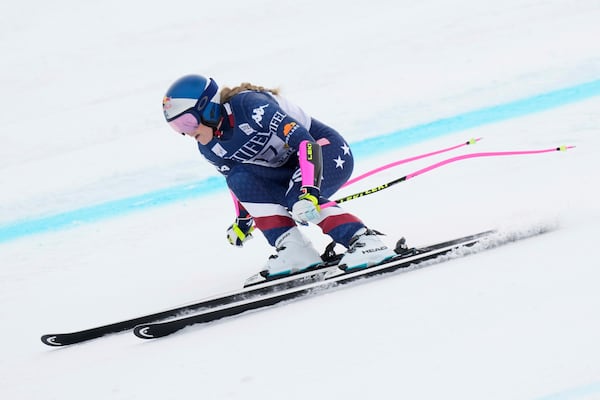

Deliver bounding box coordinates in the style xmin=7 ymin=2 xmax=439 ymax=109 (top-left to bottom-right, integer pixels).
xmin=162 ymin=75 xmax=396 ymax=277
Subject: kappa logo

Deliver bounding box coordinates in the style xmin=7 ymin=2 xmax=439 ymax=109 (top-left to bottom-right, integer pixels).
xmin=252 ymin=104 xmax=269 ymax=127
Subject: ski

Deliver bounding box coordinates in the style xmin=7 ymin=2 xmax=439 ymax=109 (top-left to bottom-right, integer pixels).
xmin=40 ymin=230 xmax=495 ymax=346
xmin=40 ymin=262 xmax=340 ymax=347
xmin=41 ymin=230 xmax=492 ymax=346
xmin=132 ymin=230 xmax=496 ymax=340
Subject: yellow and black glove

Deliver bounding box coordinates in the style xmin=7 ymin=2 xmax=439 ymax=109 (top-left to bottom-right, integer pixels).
xmin=226 ymin=216 xmax=255 ymax=247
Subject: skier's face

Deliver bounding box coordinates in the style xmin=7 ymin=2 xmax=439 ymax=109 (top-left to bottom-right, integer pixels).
xmin=168 ymin=112 xmax=214 ymax=144
xmin=187 ymin=123 xmax=214 ymax=144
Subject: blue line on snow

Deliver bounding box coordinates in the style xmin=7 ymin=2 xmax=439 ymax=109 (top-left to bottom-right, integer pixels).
xmin=1 ymin=79 xmax=600 ymax=244
xmin=0 ymin=176 xmax=226 ymax=244
xmin=350 ymin=79 xmax=600 ymax=156
xmin=534 ymin=381 xmax=600 ymax=400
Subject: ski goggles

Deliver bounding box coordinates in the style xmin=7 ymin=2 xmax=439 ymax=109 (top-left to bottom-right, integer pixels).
xmin=168 ymin=112 xmax=200 ymax=135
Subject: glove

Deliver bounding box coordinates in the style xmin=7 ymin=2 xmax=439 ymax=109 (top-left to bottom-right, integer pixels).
xmin=226 ymin=216 xmax=255 ymax=247
xmin=291 ymin=186 xmax=321 ymax=223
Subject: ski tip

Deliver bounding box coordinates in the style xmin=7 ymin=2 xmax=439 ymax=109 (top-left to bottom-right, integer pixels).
xmin=133 ymin=325 xmax=156 ymax=339
xmin=41 ymin=334 xmax=64 ymax=347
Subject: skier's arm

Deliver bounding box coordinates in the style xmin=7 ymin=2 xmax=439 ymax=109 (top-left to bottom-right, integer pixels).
xmin=292 ymin=140 xmax=323 ymax=222
xmin=226 ymin=191 xmax=255 ymax=247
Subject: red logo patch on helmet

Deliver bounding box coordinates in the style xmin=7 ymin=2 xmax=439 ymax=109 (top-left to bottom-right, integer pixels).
xmin=162 ymin=96 xmax=172 ymax=109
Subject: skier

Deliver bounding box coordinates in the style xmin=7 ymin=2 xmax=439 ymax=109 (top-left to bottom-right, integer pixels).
xmin=162 ymin=74 xmax=396 ymax=277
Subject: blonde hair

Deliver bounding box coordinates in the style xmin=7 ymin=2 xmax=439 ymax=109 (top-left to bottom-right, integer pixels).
xmin=220 ymin=82 xmax=280 ymax=103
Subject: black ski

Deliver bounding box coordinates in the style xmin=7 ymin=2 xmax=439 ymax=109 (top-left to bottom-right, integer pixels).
xmin=40 ymin=263 xmax=338 ymax=347
xmin=132 ymin=230 xmax=495 ymax=339
xmin=40 ymin=230 xmax=494 ymax=346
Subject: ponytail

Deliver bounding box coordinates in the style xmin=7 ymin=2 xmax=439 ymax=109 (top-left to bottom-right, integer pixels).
xmin=220 ymin=82 xmax=280 ymax=102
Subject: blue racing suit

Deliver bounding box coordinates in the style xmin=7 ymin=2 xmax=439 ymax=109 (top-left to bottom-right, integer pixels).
xmin=197 ymin=90 xmax=365 ymax=247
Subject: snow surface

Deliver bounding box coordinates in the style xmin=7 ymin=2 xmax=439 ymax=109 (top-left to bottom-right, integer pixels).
xmin=1 ymin=0 xmax=600 ymax=399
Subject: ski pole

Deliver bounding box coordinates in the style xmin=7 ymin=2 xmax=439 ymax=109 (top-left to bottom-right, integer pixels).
xmin=342 ymin=137 xmax=481 ymax=188
xmin=321 ymin=145 xmax=574 ymax=208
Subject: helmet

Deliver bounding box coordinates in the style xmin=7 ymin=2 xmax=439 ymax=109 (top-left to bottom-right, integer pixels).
xmin=162 ymin=74 xmax=221 ymax=129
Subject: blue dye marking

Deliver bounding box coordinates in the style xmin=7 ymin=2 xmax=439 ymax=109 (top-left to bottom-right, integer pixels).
xmin=351 ymin=79 xmax=600 ymax=157
xmin=534 ymin=381 xmax=600 ymax=400
xmin=0 ymin=176 xmax=225 ymax=243
xmin=1 ymin=79 xmax=600 ymax=244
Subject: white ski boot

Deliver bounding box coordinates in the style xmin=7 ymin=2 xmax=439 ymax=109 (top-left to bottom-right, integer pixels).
xmin=262 ymin=227 xmax=323 ymax=277
xmin=339 ymin=228 xmax=396 ymax=270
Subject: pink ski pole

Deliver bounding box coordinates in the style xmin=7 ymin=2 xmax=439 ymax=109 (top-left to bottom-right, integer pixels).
xmin=322 ymin=145 xmax=575 ymax=208
xmin=342 ymin=137 xmax=481 ymax=188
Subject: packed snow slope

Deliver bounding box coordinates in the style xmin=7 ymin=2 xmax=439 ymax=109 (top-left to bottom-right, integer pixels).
xmin=1 ymin=0 xmax=599 ymax=399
